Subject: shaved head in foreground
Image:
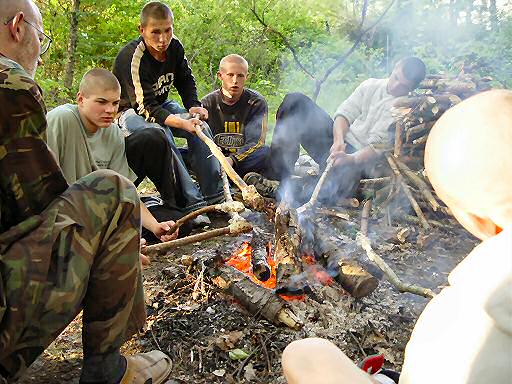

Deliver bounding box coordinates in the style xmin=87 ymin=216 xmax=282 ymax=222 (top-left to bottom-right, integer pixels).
xmin=425 ymin=89 xmax=512 ymax=239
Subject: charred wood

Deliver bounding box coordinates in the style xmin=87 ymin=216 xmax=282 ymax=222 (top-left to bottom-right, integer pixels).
xmin=210 ymin=264 xmax=302 ymax=330
xmin=313 ymin=228 xmax=378 ymax=299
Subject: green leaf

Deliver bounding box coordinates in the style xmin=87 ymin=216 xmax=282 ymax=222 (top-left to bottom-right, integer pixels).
xmin=228 ymin=348 xmax=250 ymax=360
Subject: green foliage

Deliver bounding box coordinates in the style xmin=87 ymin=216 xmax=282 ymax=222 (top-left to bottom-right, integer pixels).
xmin=36 ymin=0 xmax=511 ymax=122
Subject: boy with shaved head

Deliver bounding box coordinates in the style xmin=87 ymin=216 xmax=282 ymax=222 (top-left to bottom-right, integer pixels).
xmin=0 ymin=1 xmax=172 ymax=383
xmin=281 ymin=89 xmax=512 ymax=384
xmin=202 ymin=54 xmax=270 ymax=177
xmin=47 ymin=68 xmax=191 ymax=243
xmin=113 ymin=1 xmax=224 ymax=215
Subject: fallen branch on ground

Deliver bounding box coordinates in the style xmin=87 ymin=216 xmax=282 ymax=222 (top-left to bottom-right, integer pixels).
xmin=357 ymin=232 xmax=435 ymax=298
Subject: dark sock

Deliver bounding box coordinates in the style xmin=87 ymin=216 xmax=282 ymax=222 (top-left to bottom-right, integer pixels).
xmin=79 ymin=351 xmax=127 ymax=384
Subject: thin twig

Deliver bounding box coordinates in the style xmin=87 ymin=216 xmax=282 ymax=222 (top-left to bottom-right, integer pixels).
xmin=385 ymin=154 xmax=430 ymax=229
xmin=297 ymin=160 xmax=334 ymax=213
xmin=258 ymin=335 xmax=272 ymax=374
xmin=348 ymin=330 xmax=367 ymax=358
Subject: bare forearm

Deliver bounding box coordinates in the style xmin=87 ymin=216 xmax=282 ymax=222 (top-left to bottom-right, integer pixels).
xmin=333 ymin=115 xmax=350 ymax=146
xmin=164 ymin=114 xmax=187 ymax=130
xmin=140 ymin=203 xmax=158 ymax=233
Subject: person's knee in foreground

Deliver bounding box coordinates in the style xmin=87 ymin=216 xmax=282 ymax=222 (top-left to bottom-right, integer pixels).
xmin=282 ymin=89 xmax=512 ymax=384
xmin=0 ymin=1 xmax=171 ymax=383
xmin=202 ymin=54 xmax=270 ymax=178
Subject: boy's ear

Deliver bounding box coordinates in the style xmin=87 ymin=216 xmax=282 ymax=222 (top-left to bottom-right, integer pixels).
xmin=450 ymin=207 xmax=499 ymax=240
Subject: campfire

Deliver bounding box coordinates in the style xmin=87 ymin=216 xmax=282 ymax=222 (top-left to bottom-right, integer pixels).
xmin=143 ymin=70 xmax=492 ymax=333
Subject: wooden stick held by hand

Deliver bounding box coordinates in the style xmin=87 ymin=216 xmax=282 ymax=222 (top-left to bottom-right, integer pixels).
xmin=191 ymin=122 xmax=265 ymax=211
xmin=297 ymin=160 xmax=334 ymax=214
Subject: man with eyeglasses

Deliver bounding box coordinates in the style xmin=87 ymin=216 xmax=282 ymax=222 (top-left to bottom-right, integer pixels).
xmin=0 ymin=1 xmax=172 ymax=383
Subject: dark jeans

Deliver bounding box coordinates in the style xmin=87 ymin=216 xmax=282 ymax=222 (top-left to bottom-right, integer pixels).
xmin=234 ymin=145 xmax=271 ymax=178
xmin=125 ymin=127 xmax=201 ymax=213
xmin=119 ymin=101 xmax=224 ymax=210
xmin=269 ymin=93 xmax=366 ymax=205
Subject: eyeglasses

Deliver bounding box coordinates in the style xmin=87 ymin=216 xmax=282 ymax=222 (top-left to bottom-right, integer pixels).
xmin=4 ymin=16 xmax=52 ymax=55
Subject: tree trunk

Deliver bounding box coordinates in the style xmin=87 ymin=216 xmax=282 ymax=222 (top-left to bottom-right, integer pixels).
xmin=449 ymin=0 xmax=458 ymax=25
xmin=489 ymin=0 xmax=498 ymax=30
xmin=465 ymin=0 xmax=474 ymax=25
xmin=64 ymin=0 xmax=80 ymax=91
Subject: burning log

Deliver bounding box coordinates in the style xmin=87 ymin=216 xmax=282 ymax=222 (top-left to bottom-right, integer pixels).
xmin=273 ymin=202 xmax=304 ymax=293
xmin=146 ymin=220 xmax=253 ymax=257
xmin=252 ymin=247 xmax=271 ymax=282
xmin=313 ymin=227 xmax=378 ymax=299
xmin=210 ymin=264 xmax=302 ymax=330
xmin=191 ymin=123 xmax=264 ymax=211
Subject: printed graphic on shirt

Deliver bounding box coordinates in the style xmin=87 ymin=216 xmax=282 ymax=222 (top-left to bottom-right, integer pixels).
xmin=153 ymin=73 xmax=174 ymax=97
xmin=213 ymin=120 xmax=244 ymax=151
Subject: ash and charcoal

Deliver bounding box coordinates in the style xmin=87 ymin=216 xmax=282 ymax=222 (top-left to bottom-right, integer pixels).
xmin=129 ymin=209 xmax=475 ymax=383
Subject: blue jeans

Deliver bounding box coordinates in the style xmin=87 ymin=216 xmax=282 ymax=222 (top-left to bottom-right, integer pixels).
xmin=119 ymin=101 xmax=224 ymax=212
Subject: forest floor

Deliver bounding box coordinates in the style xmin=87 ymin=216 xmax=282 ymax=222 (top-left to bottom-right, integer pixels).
xmin=18 ymin=196 xmax=478 ymax=384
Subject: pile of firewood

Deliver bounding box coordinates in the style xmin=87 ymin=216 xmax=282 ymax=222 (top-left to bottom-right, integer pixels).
xmin=392 ymin=73 xmax=493 ymax=158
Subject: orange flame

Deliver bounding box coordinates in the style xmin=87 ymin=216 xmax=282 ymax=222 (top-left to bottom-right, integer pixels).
xmin=226 ymin=242 xmax=277 ymax=290
xmin=302 ymin=254 xmax=334 ymax=286
xmin=226 ymin=244 xmax=333 ymax=301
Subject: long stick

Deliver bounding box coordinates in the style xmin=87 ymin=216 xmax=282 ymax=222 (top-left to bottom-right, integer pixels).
xmin=192 ymin=124 xmax=264 ymax=210
xmin=393 ymin=122 xmax=403 ymax=157
xmin=166 ymin=201 xmax=245 ymax=236
xmin=297 ymin=160 xmax=334 ymax=213
xmin=147 ymin=220 xmax=252 ymax=257
xmin=357 ymin=233 xmax=435 ymax=298
xmin=361 ymin=199 xmax=372 ymax=236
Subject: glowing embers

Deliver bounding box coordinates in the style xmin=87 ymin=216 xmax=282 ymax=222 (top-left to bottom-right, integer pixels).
xmin=302 ymin=254 xmax=334 ymax=286
xmin=225 ymin=243 xmax=333 ymax=301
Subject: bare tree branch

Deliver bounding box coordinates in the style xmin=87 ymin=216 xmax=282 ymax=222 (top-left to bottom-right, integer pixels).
xmin=250 ymin=0 xmax=316 ymax=81
xmin=313 ymin=0 xmax=396 ymax=101
xmin=249 ymin=0 xmax=396 ymax=101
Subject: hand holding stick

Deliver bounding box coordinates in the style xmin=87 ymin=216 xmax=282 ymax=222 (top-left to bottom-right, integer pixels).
xmin=191 ymin=121 xmax=265 ymax=211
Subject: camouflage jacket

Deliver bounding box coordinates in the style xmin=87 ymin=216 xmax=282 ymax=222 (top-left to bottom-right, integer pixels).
xmin=0 ymin=56 xmax=68 ymax=245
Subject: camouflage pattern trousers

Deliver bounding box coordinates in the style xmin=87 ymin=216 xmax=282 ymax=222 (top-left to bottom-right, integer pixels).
xmin=0 ymin=170 xmax=146 ymax=381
